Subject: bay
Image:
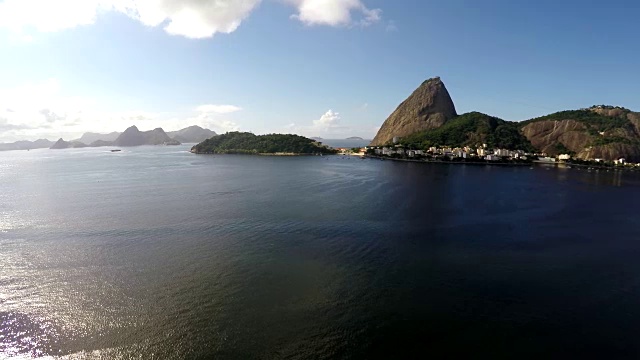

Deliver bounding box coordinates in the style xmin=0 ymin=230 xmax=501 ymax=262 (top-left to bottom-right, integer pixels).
xmin=1 ymin=145 xmax=640 ymax=358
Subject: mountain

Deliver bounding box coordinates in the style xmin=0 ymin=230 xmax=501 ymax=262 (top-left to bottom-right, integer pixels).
xmin=372 ymin=77 xmax=640 ymax=161
xmin=167 ymin=126 xmax=216 ymax=143
xmin=400 ymin=112 xmax=535 ymax=152
xmin=0 ymin=139 xmax=54 ymax=151
xmin=50 ymin=138 xmax=87 ymax=149
xmin=521 ymin=106 xmax=640 ymax=161
xmin=346 ymin=137 xmax=364 ymax=140
xmin=191 ymin=132 xmax=336 ymax=154
xmin=370 ymin=77 xmax=458 ymax=146
xmin=75 ymin=132 xmax=121 ymax=144
xmin=114 ymin=126 xmax=180 ymax=146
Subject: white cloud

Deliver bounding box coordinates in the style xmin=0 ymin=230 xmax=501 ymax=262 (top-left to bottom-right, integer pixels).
xmin=190 ymin=104 xmax=240 ymax=132
xmin=288 ymin=0 xmax=381 ymax=27
xmin=0 ymin=0 xmax=381 ymax=39
xmin=125 ymin=0 xmax=262 ymax=39
xmin=385 ymin=20 xmax=397 ymax=32
xmin=284 ymin=109 xmax=348 ymax=137
xmin=195 ymin=104 xmax=243 ymax=114
xmin=0 ymin=80 xmax=243 ymax=142
xmin=0 ymin=0 xmax=262 ymax=39
xmin=313 ymin=109 xmax=341 ymax=129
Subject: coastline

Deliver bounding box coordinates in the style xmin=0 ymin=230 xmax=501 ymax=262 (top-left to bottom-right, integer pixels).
xmin=364 ymin=155 xmax=532 ymax=166
xmin=190 ymin=150 xmax=325 ymax=156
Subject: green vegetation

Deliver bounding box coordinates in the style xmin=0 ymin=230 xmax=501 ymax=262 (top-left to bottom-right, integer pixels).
xmin=191 ymin=132 xmax=337 ymax=154
xmin=398 ymin=112 xmax=536 ymax=151
xmin=523 ymin=110 xmax=630 ymax=132
xmin=554 ymin=142 xmax=574 ymax=155
xmin=589 ymin=136 xmax=638 ymax=147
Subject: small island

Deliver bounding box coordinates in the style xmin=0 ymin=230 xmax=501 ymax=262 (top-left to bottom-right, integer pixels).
xmin=191 ymin=132 xmax=337 ymax=155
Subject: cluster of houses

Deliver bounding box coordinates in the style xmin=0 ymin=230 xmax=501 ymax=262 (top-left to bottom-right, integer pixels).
xmin=366 ymin=144 xmax=533 ymax=161
xmin=344 ymin=143 xmax=640 ymax=168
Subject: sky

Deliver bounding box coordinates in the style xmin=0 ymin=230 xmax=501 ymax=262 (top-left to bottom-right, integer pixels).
xmin=1 ymin=0 xmax=640 ymax=142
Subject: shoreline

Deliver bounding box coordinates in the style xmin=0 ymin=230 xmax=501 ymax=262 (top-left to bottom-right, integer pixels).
xmin=191 ymin=151 xmax=326 ymax=156
xmin=364 ymin=155 xmax=532 ymax=166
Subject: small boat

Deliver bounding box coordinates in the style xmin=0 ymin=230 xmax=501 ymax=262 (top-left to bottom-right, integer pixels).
xmin=110 ymin=149 xmax=121 ymax=152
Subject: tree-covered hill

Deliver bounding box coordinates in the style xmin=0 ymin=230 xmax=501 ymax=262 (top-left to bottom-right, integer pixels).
xmin=521 ymin=109 xmax=631 ymax=132
xmin=397 ymin=112 xmax=536 ymax=151
xmin=191 ymin=132 xmax=337 ymax=154
xmin=519 ymin=106 xmax=640 ymax=160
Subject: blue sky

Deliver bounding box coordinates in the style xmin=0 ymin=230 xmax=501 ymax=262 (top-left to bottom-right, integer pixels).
xmin=1 ymin=0 xmax=639 ymax=142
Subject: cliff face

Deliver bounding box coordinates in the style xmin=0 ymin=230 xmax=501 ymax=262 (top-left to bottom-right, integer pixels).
xmin=578 ymin=143 xmax=640 ymax=161
xmin=520 ymin=107 xmax=640 ymax=161
xmin=370 ymin=77 xmax=457 ymax=146
xmin=521 ymin=120 xmax=591 ymax=154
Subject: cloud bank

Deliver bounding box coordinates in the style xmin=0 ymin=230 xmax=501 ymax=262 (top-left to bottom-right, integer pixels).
xmin=0 ymin=80 xmax=242 ymax=142
xmin=0 ymin=0 xmax=382 ymax=39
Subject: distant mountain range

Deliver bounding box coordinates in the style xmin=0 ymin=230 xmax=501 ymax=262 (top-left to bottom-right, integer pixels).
xmin=74 ymin=132 xmax=121 ymax=144
xmin=167 ymin=126 xmax=217 ymax=144
xmin=0 ymin=139 xmax=54 ymax=151
xmin=0 ymin=125 xmax=218 ymax=151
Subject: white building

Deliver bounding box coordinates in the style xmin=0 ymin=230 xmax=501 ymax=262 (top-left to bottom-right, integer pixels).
xmin=495 ymin=149 xmax=510 ymax=157
xmin=485 ymin=155 xmax=500 ymax=161
xmin=558 ymin=154 xmax=571 ymax=161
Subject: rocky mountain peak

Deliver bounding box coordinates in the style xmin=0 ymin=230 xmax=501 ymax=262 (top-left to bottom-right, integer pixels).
xmin=370 ymin=77 xmax=457 ymax=146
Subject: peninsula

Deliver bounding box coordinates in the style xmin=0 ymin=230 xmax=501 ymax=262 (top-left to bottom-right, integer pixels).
xmin=370 ymin=77 xmax=640 ymax=164
xmin=191 ymin=132 xmax=336 ymax=155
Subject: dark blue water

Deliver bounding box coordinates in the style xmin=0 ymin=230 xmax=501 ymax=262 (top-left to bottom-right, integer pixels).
xmin=2 ymin=145 xmax=640 ymax=358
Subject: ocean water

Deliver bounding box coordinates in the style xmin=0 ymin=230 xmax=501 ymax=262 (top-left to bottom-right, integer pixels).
xmin=313 ymin=139 xmax=371 ymax=149
xmin=2 ymin=145 xmax=640 ymax=359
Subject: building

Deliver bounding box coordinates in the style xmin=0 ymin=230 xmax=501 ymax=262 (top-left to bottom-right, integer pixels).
xmin=486 ymin=155 xmax=500 ymax=161
xmin=558 ymin=154 xmax=571 ymax=161
xmin=495 ymin=149 xmax=511 ymax=157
